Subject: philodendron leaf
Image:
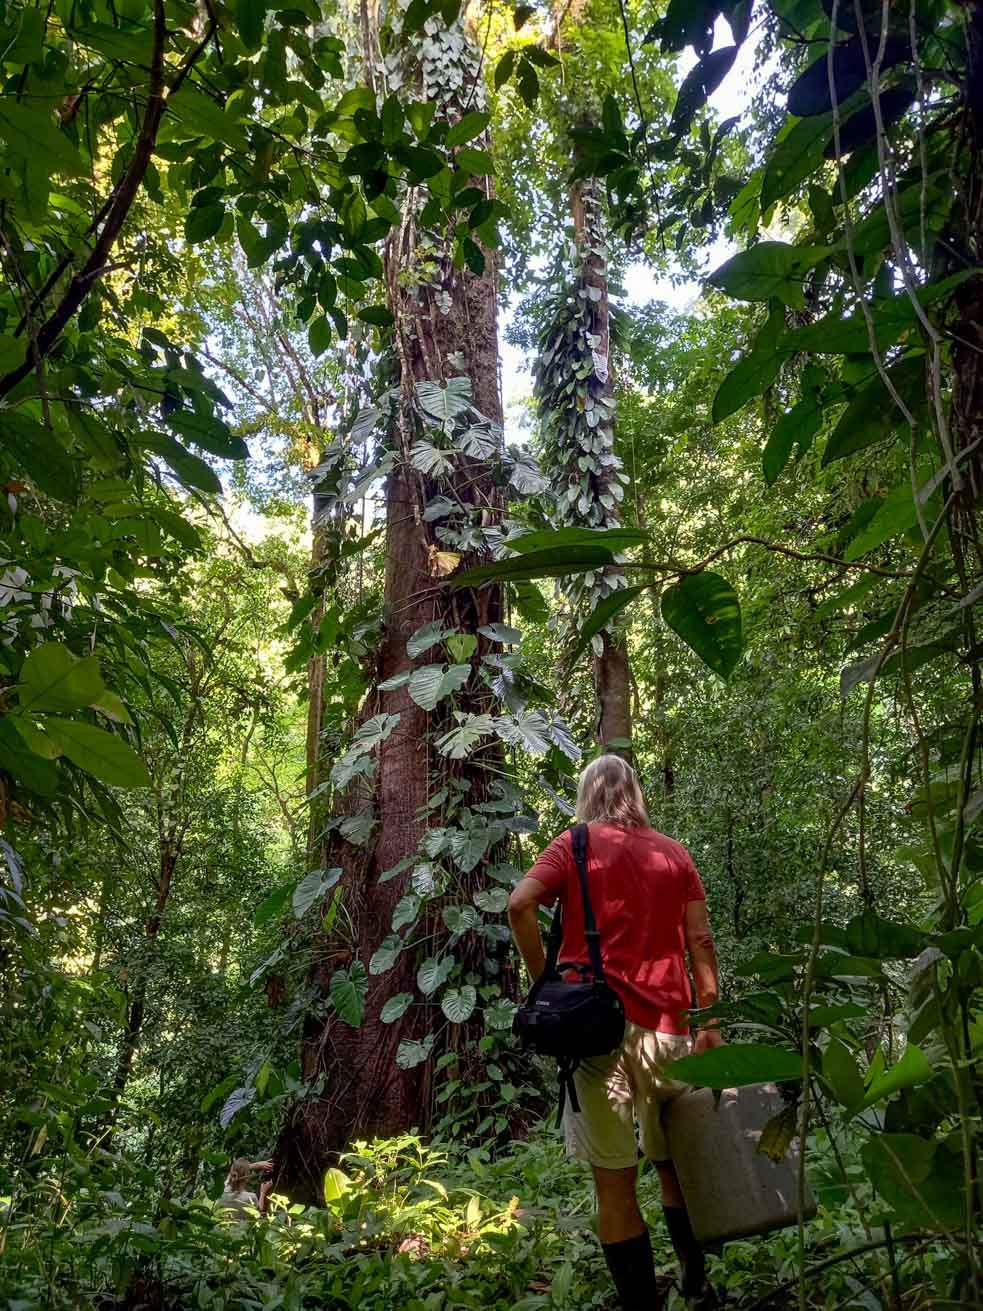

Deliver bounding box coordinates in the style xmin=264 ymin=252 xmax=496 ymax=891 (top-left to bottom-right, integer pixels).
xmin=330 ymin=962 xmax=368 ymax=1027
xmin=369 ymin=934 xmax=402 ymax=975
xmin=407 ymin=663 xmax=470 ymax=711
xmin=661 ymin=572 xmax=743 ymax=679
xmin=441 ymin=984 xmax=477 ymax=1023
xmin=417 ymin=955 xmax=454 ymax=995
xmin=396 ymin=1034 xmax=435 ymax=1069
xmin=292 ymin=868 xmax=342 ymax=919
xmin=381 ymin=992 xmax=414 ymax=1024
xmin=406 ymin=620 xmax=452 ymax=658
xmin=666 ymin=1043 xmax=802 ymax=1088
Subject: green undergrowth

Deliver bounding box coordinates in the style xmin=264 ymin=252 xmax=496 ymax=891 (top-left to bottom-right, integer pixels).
xmin=0 ymin=1129 xmax=951 ymax=1310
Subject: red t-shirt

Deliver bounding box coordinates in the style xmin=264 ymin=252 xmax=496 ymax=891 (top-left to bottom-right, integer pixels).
xmin=528 ymin=822 xmax=706 ymax=1035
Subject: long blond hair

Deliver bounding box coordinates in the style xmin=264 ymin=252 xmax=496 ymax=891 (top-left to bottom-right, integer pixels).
xmin=575 ymin=754 xmax=650 ymax=827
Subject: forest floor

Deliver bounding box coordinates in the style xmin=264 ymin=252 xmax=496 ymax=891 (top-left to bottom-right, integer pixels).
xmin=2 ymin=1126 xmax=901 ymax=1311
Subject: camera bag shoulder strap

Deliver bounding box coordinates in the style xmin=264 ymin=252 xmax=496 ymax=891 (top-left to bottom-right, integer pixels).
xmin=570 ymin=822 xmax=605 ymax=982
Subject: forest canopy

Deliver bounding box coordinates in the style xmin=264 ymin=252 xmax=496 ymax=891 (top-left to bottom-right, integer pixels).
xmin=0 ymin=0 xmax=980 ymax=1303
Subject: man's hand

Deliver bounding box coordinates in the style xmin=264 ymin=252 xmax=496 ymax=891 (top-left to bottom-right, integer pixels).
xmin=693 ymin=1027 xmax=723 ymax=1054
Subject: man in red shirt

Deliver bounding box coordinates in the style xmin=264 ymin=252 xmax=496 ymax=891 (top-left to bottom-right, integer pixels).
xmin=508 ymin=754 xmax=720 ymax=1309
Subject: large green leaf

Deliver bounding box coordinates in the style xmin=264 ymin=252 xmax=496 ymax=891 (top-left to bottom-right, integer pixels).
xmin=236 ymin=0 xmax=267 ymax=49
xmin=845 ymin=910 xmax=926 ymax=959
xmin=661 ymin=572 xmax=743 ymax=679
xmin=861 ymin=1134 xmax=965 ymax=1230
xmin=0 ymin=100 xmax=85 ymax=176
xmin=166 ymin=411 xmax=248 ymax=460
xmin=441 ymin=984 xmax=477 ymax=1023
xmin=417 ymin=955 xmax=454 ymax=996
xmin=446 ymin=111 xmax=490 ymax=148
xmin=856 ymin=1043 xmax=933 ymax=1112
xmin=760 ymin=112 xmax=833 ymax=211
xmin=18 ymin=644 xmax=104 ymax=713
xmin=844 ymin=481 xmax=922 ymax=560
xmin=712 ymin=300 xmax=786 ymax=423
xmin=0 ymin=412 xmax=80 ymax=500
xmin=508 ymin=526 xmax=648 ymax=555
xmin=821 ymin=1038 xmax=865 ymax=1108
xmin=763 ymin=392 xmax=824 ymax=485
xmin=453 ymin=544 xmax=616 ymax=589
xmin=380 ymin=992 xmax=414 ymax=1024
xmin=330 ymin=963 xmax=368 ymax=1027
xmin=44 ymin=718 xmax=151 ymax=788
xmin=570 ymin=586 xmax=646 ymax=662
xmin=254 ymin=881 xmax=296 ymax=927
xmin=666 ymin=1043 xmax=802 ymax=1088
xmin=822 ymin=355 xmax=926 ymax=466
xmin=292 ymin=868 xmax=342 ymax=919
xmin=407 ymin=663 xmax=470 ymax=711
xmin=708 ymin=242 xmax=834 ymax=309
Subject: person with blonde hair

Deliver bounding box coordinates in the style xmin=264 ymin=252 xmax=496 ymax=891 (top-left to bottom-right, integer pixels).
xmin=509 ymin=754 xmax=720 ymax=1309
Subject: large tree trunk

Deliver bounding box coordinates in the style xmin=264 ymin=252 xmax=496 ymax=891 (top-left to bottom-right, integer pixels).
xmin=569 ymin=176 xmax=635 ymax=761
xmin=276 ymin=15 xmax=506 ymax=1201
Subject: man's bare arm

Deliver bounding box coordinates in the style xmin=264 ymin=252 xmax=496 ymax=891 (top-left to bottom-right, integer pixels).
xmin=508 ymin=876 xmax=551 ymax=983
xmin=684 ymin=899 xmax=721 ymax=1051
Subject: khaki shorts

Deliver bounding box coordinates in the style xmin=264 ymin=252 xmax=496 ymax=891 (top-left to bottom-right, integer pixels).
xmin=563 ymin=1023 xmax=691 ymax=1169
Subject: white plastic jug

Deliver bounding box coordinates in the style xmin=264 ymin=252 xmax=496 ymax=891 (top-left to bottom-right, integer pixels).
xmin=663 ymin=1082 xmax=817 ymax=1244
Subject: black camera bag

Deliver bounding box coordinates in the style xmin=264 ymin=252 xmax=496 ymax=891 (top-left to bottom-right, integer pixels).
xmin=513 ymin=823 xmax=625 ymax=1121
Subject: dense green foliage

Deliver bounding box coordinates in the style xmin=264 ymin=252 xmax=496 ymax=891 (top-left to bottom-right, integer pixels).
xmin=1 ymin=0 xmax=980 ymax=1302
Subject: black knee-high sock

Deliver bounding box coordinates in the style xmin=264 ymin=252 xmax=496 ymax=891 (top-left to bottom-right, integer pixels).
xmin=662 ymin=1205 xmax=705 ymax=1296
xmin=601 ymin=1230 xmax=662 ymax=1310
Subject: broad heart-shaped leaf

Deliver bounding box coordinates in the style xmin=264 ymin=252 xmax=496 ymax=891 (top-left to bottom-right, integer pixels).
xmin=666 ymin=1043 xmax=802 ymax=1088
xmin=391 ymin=892 xmax=421 ymax=931
xmin=369 ymin=933 xmax=403 ymax=975
xmin=435 ymin=713 xmax=496 ymax=759
xmin=44 ymin=718 xmax=151 ymax=788
xmin=441 ymin=984 xmax=477 ymax=1023
xmin=844 ymin=909 xmax=925 ymax=959
xmin=406 ymin=621 xmax=452 ymax=659
xmin=350 ymin=712 xmax=401 ymax=755
xmin=661 ymin=572 xmax=743 ymax=679
xmin=415 ymin=376 xmax=472 ymax=423
xmin=219 ymin=1084 xmax=255 ymax=1129
xmin=396 ymin=1034 xmax=435 ymax=1069
xmin=330 ymin=962 xmax=368 ymax=1027
xmin=381 ymin=992 xmax=414 ymax=1024
xmin=445 ymin=633 xmax=477 ymax=663
xmin=861 ymin=1133 xmax=965 ymax=1230
xmin=407 ymin=663 xmax=470 ymax=711
xmin=474 ymin=886 xmax=509 ymax=913
xmin=417 ymin=955 xmax=454 ymax=996
xmin=822 ymin=354 xmax=926 ymax=466
xmin=292 ymin=867 xmax=342 ymax=919
xmin=478 ymin=623 xmax=523 ymax=644
xmin=18 ymin=644 xmax=104 ymax=713
xmin=707 ymin=242 xmax=834 ymax=310
xmin=453 ymin=544 xmax=616 ymax=589
xmin=570 ymin=586 xmax=646 ymax=663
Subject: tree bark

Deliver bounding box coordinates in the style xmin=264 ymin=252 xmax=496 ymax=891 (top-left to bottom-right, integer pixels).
xmin=569 ymin=177 xmax=635 ymax=761
xmin=276 ymin=17 xmax=506 ymax=1201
